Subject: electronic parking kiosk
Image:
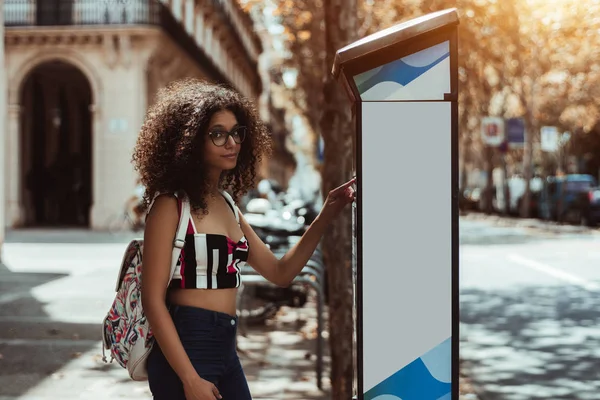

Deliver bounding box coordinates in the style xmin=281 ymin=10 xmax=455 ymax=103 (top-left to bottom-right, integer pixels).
xmin=333 ymin=9 xmax=460 ymax=400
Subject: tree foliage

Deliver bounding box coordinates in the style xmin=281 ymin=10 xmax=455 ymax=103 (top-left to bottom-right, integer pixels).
xmin=243 ymin=0 xmax=600 ymax=165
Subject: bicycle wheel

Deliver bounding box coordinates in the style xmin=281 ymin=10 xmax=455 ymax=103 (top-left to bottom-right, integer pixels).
xmin=106 ymin=213 xmax=128 ymax=234
xmin=237 ymin=285 xmax=280 ymax=327
xmin=128 ymin=214 xmax=146 ymax=234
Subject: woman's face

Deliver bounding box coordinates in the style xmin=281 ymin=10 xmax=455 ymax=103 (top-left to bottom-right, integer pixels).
xmin=203 ymin=109 xmax=243 ymax=172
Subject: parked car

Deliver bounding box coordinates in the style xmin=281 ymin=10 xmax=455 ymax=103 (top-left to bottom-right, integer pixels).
xmin=476 ymin=174 xmax=542 ymax=216
xmin=578 ymin=185 xmax=600 ymax=226
xmin=539 ymin=174 xmax=598 ymax=224
xmin=459 ymin=187 xmax=481 ymax=211
xmin=507 ymin=175 xmax=543 ymax=217
xmin=515 ymin=190 xmax=542 ymax=218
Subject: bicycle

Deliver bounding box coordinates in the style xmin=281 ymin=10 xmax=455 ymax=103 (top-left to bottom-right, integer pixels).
xmin=105 ymin=200 xmax=145 ymax=235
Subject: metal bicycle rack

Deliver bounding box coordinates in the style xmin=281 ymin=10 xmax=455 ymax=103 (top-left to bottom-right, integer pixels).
xmin=237 ymin=250 xmax=326 ymax=390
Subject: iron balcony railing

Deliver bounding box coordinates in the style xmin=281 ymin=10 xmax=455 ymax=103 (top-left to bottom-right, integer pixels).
xmin=4 ymin=0 xmax=161 ymax=27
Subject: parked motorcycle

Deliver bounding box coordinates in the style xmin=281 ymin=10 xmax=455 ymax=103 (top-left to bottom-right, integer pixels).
xmin=237 ymin=196 xmax=315 ymax=325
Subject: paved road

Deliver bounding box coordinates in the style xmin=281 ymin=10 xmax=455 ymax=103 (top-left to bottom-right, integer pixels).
xmin=460 ymin=218 xmax=600 ymax=400
xmin=0 ymin=229 xmax=329 ymax=400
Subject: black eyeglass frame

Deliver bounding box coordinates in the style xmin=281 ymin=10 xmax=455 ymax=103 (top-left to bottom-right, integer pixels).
xmin=207 ymin=126 xmax=247 ymax=147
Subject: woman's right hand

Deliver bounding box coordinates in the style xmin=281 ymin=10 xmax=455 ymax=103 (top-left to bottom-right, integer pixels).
xmin=183 ymin=374 xmax=222 ymax=400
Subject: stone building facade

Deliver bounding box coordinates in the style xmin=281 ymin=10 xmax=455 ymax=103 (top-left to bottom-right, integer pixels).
xmin=0 ymin=0 xmax=6 ymax=251
xmin=2 ymin=0 xmax=269 ymax=230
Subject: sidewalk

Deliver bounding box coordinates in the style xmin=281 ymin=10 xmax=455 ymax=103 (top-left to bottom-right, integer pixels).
xmin=238 ymin=303 xmax=331 ymax=399
xmin=0 ymin=294 xmax=480 ymax=400
xmin=0 ymin=305 xmax=482 ymax=400
xmin=0 ymin=300 xmax=330 ymax=400
xmin=0 ymin=229 xmax=479 ymax=399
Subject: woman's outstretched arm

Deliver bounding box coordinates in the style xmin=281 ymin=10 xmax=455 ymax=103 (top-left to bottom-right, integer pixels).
xmin=241 ymin=177 xmax=356 ymax=287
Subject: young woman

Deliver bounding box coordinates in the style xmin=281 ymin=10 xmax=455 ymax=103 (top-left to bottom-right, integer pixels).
xmin=132 ymin=79 xmax=355 ymax=400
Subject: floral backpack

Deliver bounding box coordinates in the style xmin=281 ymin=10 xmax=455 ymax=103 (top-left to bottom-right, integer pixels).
xmin=101 ymin=194 xmax=191 ymax=381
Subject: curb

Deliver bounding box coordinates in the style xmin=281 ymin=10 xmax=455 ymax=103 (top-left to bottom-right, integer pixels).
xmin=460 ymin=212 xmax=598 ymax=235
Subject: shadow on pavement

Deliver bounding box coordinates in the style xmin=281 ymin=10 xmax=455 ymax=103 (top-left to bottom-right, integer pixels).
xmin=0 ymin=231 xmax=148 ymax=398
xmin=1 ymin=231 xmax=332 ymax=399
xmin=239 ymin=303 xmax=332 ymax=400
xmin=0 ymin=261 xmax=107 ymax=398
xmin=460 ymin=283 xmax=600 ymax=400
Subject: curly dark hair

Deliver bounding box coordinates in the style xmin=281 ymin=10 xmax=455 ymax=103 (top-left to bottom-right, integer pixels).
xmin=132 ymin=78 xmax=272 ymax=214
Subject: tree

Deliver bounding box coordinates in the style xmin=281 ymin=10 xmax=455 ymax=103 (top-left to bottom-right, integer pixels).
xmin=319 ymin=1 xmax=358 ymax=399
xmin=242 ymin=0 xmax=521 ymax=393
xmin=241 ymin=0 xmax=600 ymax=395
xmin=241 ymin=1 xmax=358 ymax=397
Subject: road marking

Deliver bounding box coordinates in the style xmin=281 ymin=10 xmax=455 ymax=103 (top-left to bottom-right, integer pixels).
xmin=507 ymin=253 xmax=600 ymax=292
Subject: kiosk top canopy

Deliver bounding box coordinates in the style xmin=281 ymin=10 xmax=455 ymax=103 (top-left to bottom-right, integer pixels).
xmin=332 ymin=8 xmax=458 ymax=79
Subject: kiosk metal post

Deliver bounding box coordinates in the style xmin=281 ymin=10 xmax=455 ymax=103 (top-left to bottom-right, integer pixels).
xmin=333 ymin=9 xmax=460 ymax=400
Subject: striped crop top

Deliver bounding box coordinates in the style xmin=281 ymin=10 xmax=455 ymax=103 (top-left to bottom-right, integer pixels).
xmin=169 ymin=191 xmax=248 ymax=290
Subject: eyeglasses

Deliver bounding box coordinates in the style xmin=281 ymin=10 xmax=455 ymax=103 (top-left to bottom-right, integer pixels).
xmin=207 ymin=126 xmax=247 ymax=147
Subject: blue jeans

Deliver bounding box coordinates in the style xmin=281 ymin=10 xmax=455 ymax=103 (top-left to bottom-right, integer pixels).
xmin=147 ymin=305 xmax=252 ymax=400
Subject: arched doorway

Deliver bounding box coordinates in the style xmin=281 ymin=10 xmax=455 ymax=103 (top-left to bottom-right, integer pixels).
xmin=19 ymin=60 xmax=93 ymax=227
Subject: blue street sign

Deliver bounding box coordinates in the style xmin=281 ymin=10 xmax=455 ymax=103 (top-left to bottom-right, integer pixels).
xmin=506 ymin=118 xmax=525 ymax=147
xmin=317 ymin=135 xmax=324 ymax=163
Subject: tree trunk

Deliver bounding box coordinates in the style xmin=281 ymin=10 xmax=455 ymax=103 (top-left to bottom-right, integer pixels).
xmin=459 ymin=134 xmax=470 ymax=193
xmin=320 ymin=1 xmax=357 ymax=399
xmin=485 ymin=146 xmax=494 ymax=214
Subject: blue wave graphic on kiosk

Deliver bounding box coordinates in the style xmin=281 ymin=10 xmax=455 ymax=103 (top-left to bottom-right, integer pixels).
xmin=365 ymin=337 xmax=451 ymax=400
xmin=355 ymin=52 xmax=449 ymax=96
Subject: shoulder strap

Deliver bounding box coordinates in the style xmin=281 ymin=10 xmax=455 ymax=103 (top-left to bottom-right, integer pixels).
xmin=220 ymin=190 xmax=239 ymax=224
xmin=143 ymin=191 xmax=189 ymax=284
xmin=168 ymin=193 xmax=190 ymax=284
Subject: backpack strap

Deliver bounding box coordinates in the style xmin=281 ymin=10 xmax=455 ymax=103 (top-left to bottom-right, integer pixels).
xmin=169 ymin=192 xmax=190 ymax=283
xmin=220 ymin=190 xmax=239 ymax=224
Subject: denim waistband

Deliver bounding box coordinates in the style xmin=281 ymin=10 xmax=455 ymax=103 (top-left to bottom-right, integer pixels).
xmin=169 ymin=304 xmax=238 ymax=327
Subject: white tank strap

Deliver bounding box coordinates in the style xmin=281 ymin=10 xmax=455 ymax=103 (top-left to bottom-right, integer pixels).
xmin=220 ymin=190 xmax=239 ymax=224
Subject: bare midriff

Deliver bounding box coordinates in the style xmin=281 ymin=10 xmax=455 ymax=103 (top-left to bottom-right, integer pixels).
xmin=168 ymin=288 xmax=238 ymax=317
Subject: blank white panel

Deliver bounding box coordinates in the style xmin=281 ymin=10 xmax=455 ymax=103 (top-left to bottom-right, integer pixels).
xmin=361 ymin=101 xmax=452 ymax=391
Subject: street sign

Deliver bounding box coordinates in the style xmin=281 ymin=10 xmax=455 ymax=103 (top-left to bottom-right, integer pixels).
xmin=317 ymin=134 xmax=324 ymax=163
xmin=333 ymin=9 xmax=459 ymax=400
xmin=541 ymin=126 xmax=559 ymax=152
xmin=498 ymin=140 xmax=509 ymax=153
xmin=481 ymin=117 xmax=505 ymax=147
xmin=506 ymin=117 xmax=525 ymax=148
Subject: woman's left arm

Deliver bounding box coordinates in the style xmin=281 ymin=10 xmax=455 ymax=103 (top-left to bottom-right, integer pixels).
xmin=240 ymin=178 xmax=356 ymax=287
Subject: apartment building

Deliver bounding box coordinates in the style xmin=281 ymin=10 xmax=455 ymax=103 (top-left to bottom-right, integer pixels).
xmin=0 ymin=0 xmax=6 ymax=251
xmin=2 ymin=0 xmax=271 ymax=230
